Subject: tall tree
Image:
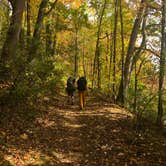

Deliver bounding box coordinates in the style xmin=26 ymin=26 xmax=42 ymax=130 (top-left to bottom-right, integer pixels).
xmin=112 ymin=0 xmax=118 ymax=101
xmin=157 ymin=0 xmax=166 ymax=126
xmin=117 ymin=0 xmax=146 ymax=104
xmin=0 ymin=0 xmax=26 ymax=64
xmin=70 ymin=4 xmax=88 ymax=77
xmin=29 ymin=0 xmax=58 ymax=60
xmin=74 ymin=18 xmax=79 ymax=78
xmin=92 ymin=0 xmax=107 ymax=89
xmin=119 ymin=0 xmax=125 ymax=104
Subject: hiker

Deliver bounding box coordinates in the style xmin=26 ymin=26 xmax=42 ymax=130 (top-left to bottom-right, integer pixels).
xmin=77 ymin=76 xmax=87 ymax=110
xmin=161 ymin=115 xmax=166 ymax=127
xmin=66 ymin=76 xmax=76 ymax=104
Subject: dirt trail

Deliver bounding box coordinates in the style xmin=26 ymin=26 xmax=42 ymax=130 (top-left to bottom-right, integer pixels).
xmin=0 ymin=96 xmax=166 ymax=166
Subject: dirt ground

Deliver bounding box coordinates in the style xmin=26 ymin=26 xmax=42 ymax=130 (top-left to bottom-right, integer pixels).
xmin=0 ymin=96 xmax=166 ymax=166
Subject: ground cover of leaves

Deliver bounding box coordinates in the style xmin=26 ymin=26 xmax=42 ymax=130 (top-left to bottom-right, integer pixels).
xmin=0 ymin=96 xmax=166 ymax=166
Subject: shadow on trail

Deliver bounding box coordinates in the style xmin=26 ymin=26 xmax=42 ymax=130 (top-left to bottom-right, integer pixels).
xmin=0 ymin=97 xmax=166 ymax=166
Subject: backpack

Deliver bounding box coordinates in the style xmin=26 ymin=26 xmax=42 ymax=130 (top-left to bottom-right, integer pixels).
xmin=77 ymin=77 xmax=87 ymax=91
xmin=66 ymin=77 xmax=75 ymax=92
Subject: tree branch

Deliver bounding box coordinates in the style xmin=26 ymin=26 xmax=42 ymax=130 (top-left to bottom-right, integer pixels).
xmin=99 ymin=32 xmax=112 ymax=40
xmin=44 ymin=0 xmax=58 ymax=16
xmin=131 ymin=6 xmax=148 ymax=71
xmin=144 ymin=48 xmax=160 ymax=58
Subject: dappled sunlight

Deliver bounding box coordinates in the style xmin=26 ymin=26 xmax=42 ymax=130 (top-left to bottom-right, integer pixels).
xmin=4 ymin=146 xmax=82 ymax=165
xmin=52 ymin=151 xmax=82 ymax=163
xmin=35 ymin=117 xmax=57 ymax=128
xmin=57 ymin=106 xmax=132 ymax=120
xmin=62 ymin=114 xmax=77 ymax=121
xmin=0 ymin=97 xmax=165 ymax=165
xmin=4 ymin=148 xmax=49 ymax=166
xmin=63 ymin=121 xmax=85 ymax=128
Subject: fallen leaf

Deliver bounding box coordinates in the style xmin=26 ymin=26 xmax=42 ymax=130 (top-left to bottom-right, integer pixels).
xmin=20 ymin=133 xmax=28 ymax=140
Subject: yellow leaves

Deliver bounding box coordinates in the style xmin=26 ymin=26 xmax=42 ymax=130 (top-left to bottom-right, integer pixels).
xmin=57 ymin=30 xmax=73 ymax=47
xmin=71 ymin=0 xmax=83 ymax=9
xmin=20 ymin=133 xmax=28 ymax=140
xmin=60 ymin=0 xmax=83 ymax=9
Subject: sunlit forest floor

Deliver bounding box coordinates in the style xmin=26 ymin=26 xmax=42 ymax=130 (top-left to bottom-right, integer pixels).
xmin=0 ymin=94 xmax=166 ymax=166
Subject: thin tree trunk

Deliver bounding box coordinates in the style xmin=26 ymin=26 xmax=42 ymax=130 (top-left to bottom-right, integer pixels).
xmin=105 ymin=32 xmax=110 ymax=72
xmin=26 ymin=0 xmax=31 ymax=55
xmin=45 ymin=21 xmax=52 ymax=57
xmin=27 ymin=0 xmax=31 ymax=43
xmin=133 ymin=58 xmax=146 ymax=113
xmin=82 ymin=35 xmax=86 ymax=76
xmin=51 ymin=14 xmax=59 ymax=56
xmin=134 ymin=61 xmax=137 ymax=112
xmin=157 ymin=0 xmax=166 ymax=126
xmin=1 ymin=0 xmax=26 ymax=63
xmin=108 ymin=32 xmax=113 ymax=92
xmin=92 ymin=0 xmax=107 ymax=89
xmin=52 ymin=33 xmax=57 ymax=56
xmin=112 ymin=0 xmax=118 ymax=102
xmin=74 ymin=28 xmax=78 ymax=78
xmin=105 ymin=32 xmax=110 ymax=91
xmin=117 ymin=0 xmax=125 ymax=104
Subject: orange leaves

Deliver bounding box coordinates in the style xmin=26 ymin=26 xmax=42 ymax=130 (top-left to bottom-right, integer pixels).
xmin=71 ymin=0 xmax=83 ymax=9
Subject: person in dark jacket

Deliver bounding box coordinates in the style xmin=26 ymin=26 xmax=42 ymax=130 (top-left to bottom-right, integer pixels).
xmin=66 ymin=76 xmax=76 ymax=104
xmin=77 ymin=76 xmax=87 ymax=110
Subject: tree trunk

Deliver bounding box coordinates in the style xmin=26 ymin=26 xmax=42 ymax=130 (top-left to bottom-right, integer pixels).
xmin=117 ymin=0 xmax=145 ymax=104
xmin=29 ymin=0 xmax=58 ymax=60
xmin=27 ymin=0 xmax=31 ymax=48
xmin=1 ymin=0 xmax=26 ymax=63
xmin=74 ymin=28 xmax=78 ymax=78
xmin=45 ymin=22 xmax=52 ymax=57
xmin=112 ymin=0 xmax=118 ymax=102
xmin=157 ymin=0 xmax=166 ymax=126
xmin=117 ymin=0 xmax=125 ymax=104
xmin=82 ymin=35 xmax=86 ymax=76
xmin=92 ymin=0 xmax=107 ymax=89
xmin=105 ymin=32 xmax=110 ymax=73
xmin=51 ymin=14 xmax=59 ymax=56
xmin=28 ymin=0 xmax=48 ymax=60
xmin=33 ymin=0 xmax=48 ymax=40
xmin=134 ymin=61 xmax=137 ymax=112
xmin=52 ymin=33 xmax=57 ymax=56
xmin=108 ymin=32 xmax=113 ymax=92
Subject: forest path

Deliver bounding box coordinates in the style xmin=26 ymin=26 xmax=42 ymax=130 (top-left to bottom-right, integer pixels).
xmin=0 ymin=96 xmax=166 ymax=166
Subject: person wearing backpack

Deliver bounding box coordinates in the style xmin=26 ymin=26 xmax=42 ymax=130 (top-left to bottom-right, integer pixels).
xmin=77 ymin=76 xmax=87 ymax=110
xmin=66 ymin=76 xmax=76 ymax=104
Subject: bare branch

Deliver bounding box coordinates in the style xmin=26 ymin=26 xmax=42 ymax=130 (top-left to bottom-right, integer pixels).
xmin=135 ymin=47 xmax=160 ymax=58
xmin=99 ymin=32 xmax=112 ymax=40
xmin=144 ymin=48 xmax=160 ymax=58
